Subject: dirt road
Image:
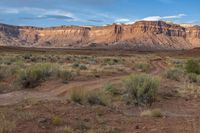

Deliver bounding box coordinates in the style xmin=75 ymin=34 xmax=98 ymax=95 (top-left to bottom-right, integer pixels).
xmin=0 ymin=60 xmax=166 ymax=106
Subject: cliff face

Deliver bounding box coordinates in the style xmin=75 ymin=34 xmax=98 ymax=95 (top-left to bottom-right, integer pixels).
xmin=0 ymin=21 xmax=200 ymax=50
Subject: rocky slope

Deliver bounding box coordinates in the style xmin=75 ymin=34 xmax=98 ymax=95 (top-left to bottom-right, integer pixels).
xmin=0 ymin=21 xmax=200 ymax=50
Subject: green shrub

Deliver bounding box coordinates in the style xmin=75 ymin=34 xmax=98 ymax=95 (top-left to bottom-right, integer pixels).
xmin=185 ymin=59 xmax=200 ymax=74
xmin=165 ymin=68 xmax=184 ymax=81
xmin=124 ymin=74 xmax=160 ymax=106
xmin=58 ymin=70 xmax=74 ymax=83
xmin=18 ymin=63 xmax=58 ymax=88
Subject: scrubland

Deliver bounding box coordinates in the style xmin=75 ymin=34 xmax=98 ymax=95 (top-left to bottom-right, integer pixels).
xmin=0 ymin=49 xmax=200 ymax=133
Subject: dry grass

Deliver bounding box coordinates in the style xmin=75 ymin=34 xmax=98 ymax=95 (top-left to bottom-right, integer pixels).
xmin=179 ymin=82 xmax=200 ymax=98
xmin=52 ymin=116 xmax=62 ymax=126
xmin=141 ymin=109 xmax=163 ymax=117
xmin=0 ymin=113 xmax=16 ymax=133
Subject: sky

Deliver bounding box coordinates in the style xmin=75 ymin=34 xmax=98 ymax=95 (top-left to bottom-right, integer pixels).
xmin=0 ymin=0 xmax=199 ymax=27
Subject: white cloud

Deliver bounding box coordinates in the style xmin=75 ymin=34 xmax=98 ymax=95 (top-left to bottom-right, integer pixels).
xmin=163 ymin=14 xmax=186 ymax=19
xmin=115 ymin=18 xmax=130 ymax=23
xmin=142 ymin=14 xmax=186 ymax=21
xmin=142 ymin=16 xmax=162 ymax=21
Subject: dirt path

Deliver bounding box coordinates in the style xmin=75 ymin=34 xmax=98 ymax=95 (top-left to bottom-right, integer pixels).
xmin=0 ymin=75 xmax=126 ymax=106
xmin=150 ymin=58 xmax=167 ymax=75
xmin=0 ymin=60 xmax=166 ymax=106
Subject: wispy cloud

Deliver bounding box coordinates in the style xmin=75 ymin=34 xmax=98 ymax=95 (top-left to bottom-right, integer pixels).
xmin=142 ymin=14 xmax=186 ymax=21
xmin=0 ymin=7 xmax=76 ymax=21
xmin=88 ymin=19 xmax=104 ymax=23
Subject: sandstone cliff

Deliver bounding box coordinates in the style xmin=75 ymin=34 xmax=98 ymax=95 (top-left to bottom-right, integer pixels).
xmin=0 ymin=21 xmax=200 ymax=50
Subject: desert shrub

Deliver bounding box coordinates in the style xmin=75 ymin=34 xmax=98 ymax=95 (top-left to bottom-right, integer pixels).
xmin=18 ymin=63 xmax=58 ymax=88
xmin=70 ymin=88 xmax=86 ymax=104
xmin=86 ymin=91 xmax=109 ymax=106
xmin=52 ymin=116 xmax=62 ymax=126
xmin=135 ymin=63 xmax=151 ymax=73
xmin=72 ymin=63 xmax=87 ymax=70
xmin=58 ymin=70 xmax=74 ymax=83
xmin=124 ymin=74 xmax=160 ymax=106
xmin=188 ymin=73 xmax=200 ymax=84
xmin=185 ymin=59 xmax=200 ymax=74
xmin=23 ymin=53 xmax=32 ymax=60
xmin=173 ymin=59 xmax=185 ymax=69
xmin=141 ymin=109 xmax=162 ymax=117
xmin=79 ymin=64 xmax=87 ymax=70
xmin=72 ymin=63 xmax=80 ymax=68
xmin=165 ymin=68 xmax=184 ymax=81
xmin=103 ymin=58 xmax=120 ymax=65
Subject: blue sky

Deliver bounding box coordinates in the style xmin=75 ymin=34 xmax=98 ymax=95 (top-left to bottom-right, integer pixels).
xmin=0 ymin=0 xmax=199 ymax=27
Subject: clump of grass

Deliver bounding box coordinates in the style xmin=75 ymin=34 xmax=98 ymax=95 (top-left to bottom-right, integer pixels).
xmin=86 ymin=91 xmax=109 ymax=106
xmin=0 ymin=113 xmax=16 ymax=133
xmin=179 ymin=83 xmax=200 ymax=99
xmin=52 ymin=116 xmax=62 ymax=126
xmin=185 ymin=59 xmax=200 ymax=74
xmin=58 ymin=70 xmax=74 ymax=83
xmin=23 ymin=53 xmax=32 ymax=60
xmin=79 ymin=64 xmax=87 ymax=70
xmin=70 ymin=88 xmax=86 ymax=104
xmin=103 ymin=58 xmax=120 ymax=65
xmin=104 ymin=83 xmax=121 ymax=95
xmin=18 ymin=63 xmax=58 ymax=88
xmin=72 ymin=63 xmax=87 ymax=70
xmin=63 ymin=127 xmax=73 ymax=133
xmin=188 ymin=73 xmax=200 ymax=84
xmin=141 ymin=109 xmax=163 ymax=117
xmin=69 ymin=88 xmax=109 ymax=106
xmin=0 ymin=68 xmax=5 ymax=81
xmin=124 ymin=74 xmax=160 ymax=106
xmin=165 ymin=68 xmax=184 ymax=81
xmin=135 ymin=63 xmax=151 ymax=73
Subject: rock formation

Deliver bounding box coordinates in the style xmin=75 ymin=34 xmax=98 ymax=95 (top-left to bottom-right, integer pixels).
xmin=0 ymin=21 xmax=200 ymax=50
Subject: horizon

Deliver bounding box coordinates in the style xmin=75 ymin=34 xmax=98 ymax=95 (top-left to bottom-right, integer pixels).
xmin=0 ymin=0 xmax=199 ymax=27
xmin=0 ymin=20 xmax=198 ymax=28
